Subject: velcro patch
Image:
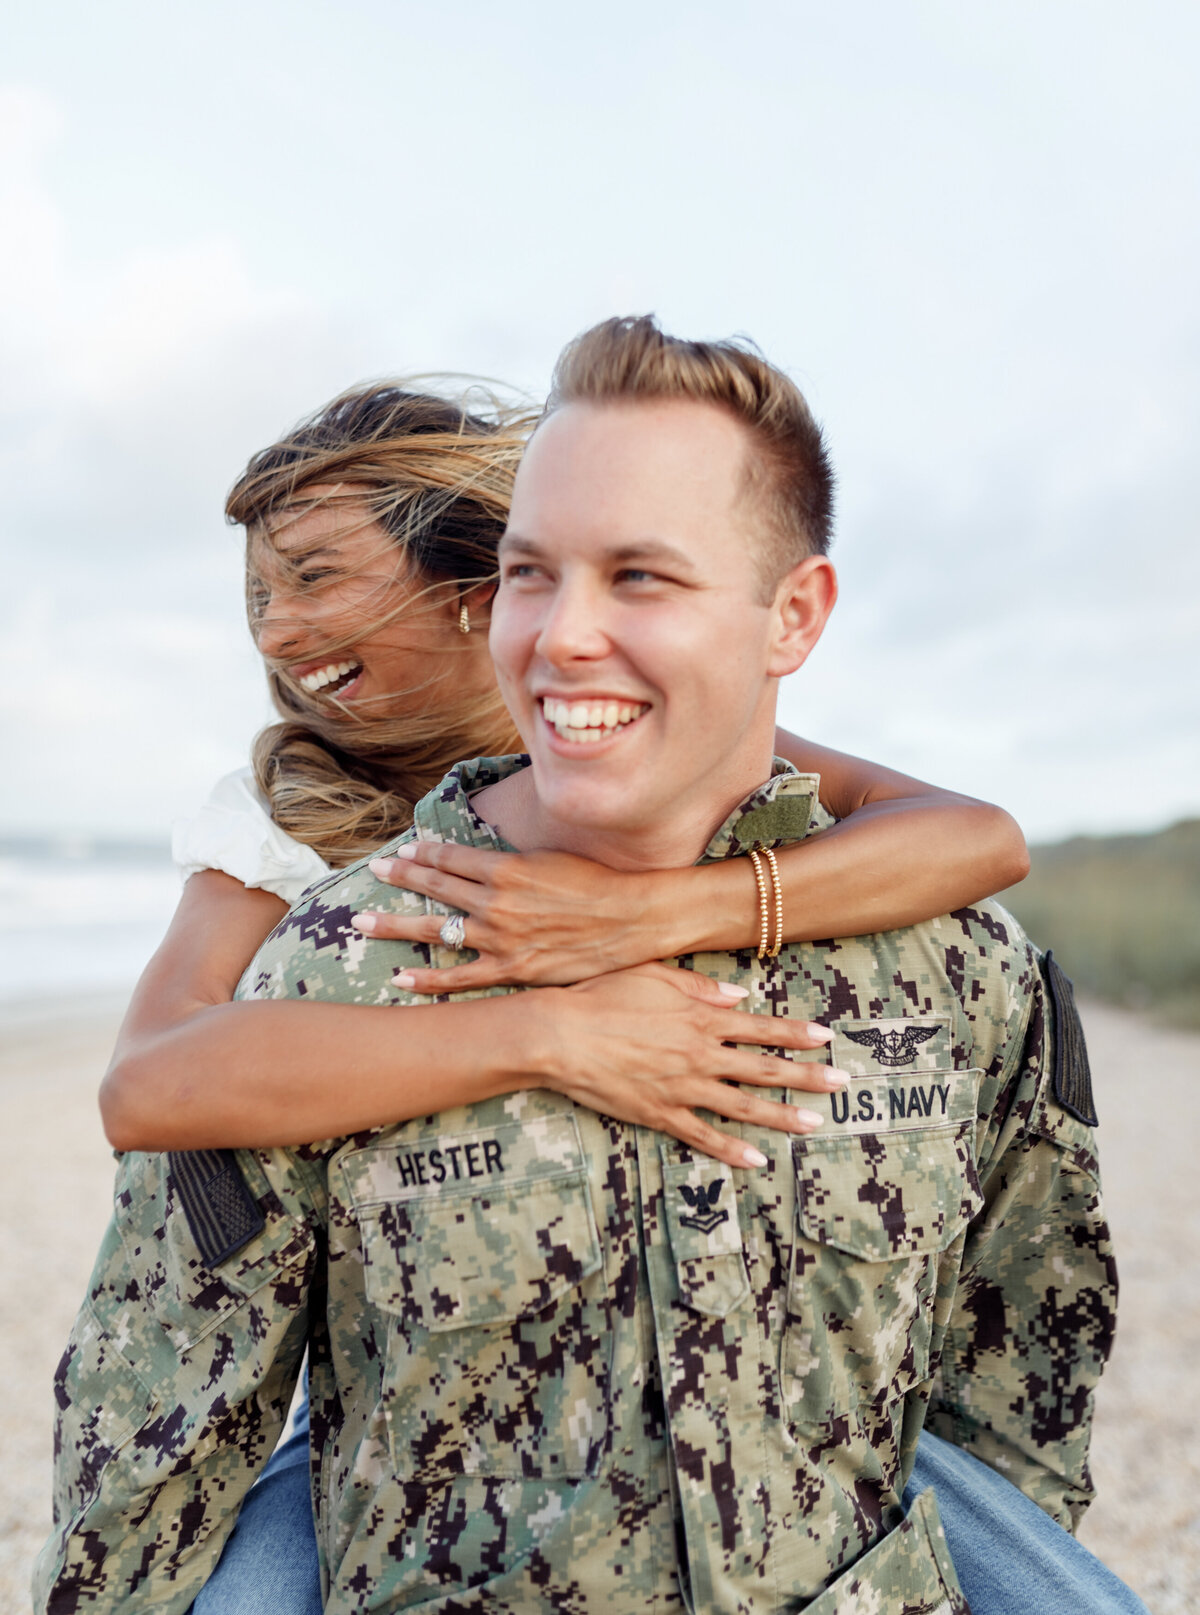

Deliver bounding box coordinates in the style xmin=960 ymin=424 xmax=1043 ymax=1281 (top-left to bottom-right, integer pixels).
xmin=1044 ymin=951 xmax=1098 ymax=1126
xmin=169 ymin=1149 xmax=265 ymax=1268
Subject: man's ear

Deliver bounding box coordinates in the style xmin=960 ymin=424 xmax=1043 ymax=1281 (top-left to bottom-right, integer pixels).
xmin=766 ymin=555 xmax=837 ymax=677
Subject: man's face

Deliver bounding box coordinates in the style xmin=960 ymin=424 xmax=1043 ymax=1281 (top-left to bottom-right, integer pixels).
xmin=489 ymin=398 xmax=813 ymax=865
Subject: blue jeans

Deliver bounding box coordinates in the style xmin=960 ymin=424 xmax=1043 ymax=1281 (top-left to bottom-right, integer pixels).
xmin=903 ymin=1431 xmax=1149 ymax=1614
xmin=194 ymin=1396 xmax=1146 ymax=1615
xmin=188 ymin=1387 xmax=321 ymax=1615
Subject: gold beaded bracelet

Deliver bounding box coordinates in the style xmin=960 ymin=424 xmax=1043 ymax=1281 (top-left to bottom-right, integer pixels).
xmin=747 ymin=846 xmax=770 ymax=959
xmin=749 ymin=842 xmax=784 ymax=961
xmin=762 ymin=845 xmax=783 ymax=958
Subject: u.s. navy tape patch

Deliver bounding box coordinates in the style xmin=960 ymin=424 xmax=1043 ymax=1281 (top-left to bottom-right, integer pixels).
xmin=169 ymin=1148 xmax=265 ymax=1268
xmin=1043 ymin=951 xmax=1098 ymax=1126
xmin=803 ymin=1065 xmax=980 ymax=1136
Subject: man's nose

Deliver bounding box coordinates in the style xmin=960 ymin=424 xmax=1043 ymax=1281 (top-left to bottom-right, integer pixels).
xmin=535 ymin=579 xmax=610 ymax=665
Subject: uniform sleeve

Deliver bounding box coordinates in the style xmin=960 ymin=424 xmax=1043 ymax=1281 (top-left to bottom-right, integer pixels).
xmin=171 ymin=767 xmax=332 ymax=906
xmin=33 ymin=1145 xmax=321 ymax=1614
xmin=926 ymin=958 xmax=1118 ymax=1530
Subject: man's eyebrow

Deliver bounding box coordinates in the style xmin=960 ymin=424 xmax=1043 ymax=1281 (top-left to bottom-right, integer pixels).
xmin=606 ymin=540 xmax=698 ymax=573
xmin=500 ymin=533 xmax=698 ymax=572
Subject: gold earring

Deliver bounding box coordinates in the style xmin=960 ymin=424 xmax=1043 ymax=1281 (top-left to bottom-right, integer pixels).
xmin=458 ymin=602 xmax=470 ymax=635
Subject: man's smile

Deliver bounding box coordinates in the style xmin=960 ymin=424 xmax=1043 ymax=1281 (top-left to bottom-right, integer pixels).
xmin=538 ymin=695 xmax=651 ymax=746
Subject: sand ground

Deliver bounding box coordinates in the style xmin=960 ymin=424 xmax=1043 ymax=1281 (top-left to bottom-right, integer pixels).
xmin=1 ymin=995 xmax=1197 ymax=1612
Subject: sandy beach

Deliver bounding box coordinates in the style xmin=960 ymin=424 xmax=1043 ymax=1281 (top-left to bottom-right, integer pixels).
xmin=2 ymin=995 xmax=1196 ymax=1612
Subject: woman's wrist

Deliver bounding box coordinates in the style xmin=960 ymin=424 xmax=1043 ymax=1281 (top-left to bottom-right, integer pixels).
xmin=645 ymin=861 xmax=753 ymax=958
xmin=509 ymin=987 xmax=578 ymax=1095
xmin=475 ymin=987 xmax=569 ymax=1094
xmin=644 ymin=865 xmax=709 ymax=958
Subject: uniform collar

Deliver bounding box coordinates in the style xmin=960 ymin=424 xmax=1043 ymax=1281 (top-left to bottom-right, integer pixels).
xmin=412 ymin=754 xmax=821 ymax=864
xmin=698 ymin=760 xmax=819 ymax=862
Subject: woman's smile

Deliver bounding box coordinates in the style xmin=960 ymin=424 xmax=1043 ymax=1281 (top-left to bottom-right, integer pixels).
xmin=292 ymin=657 xmax=365 ymax=697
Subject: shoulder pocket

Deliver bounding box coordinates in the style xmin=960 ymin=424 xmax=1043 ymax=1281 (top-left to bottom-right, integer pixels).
xmin=342 ymin=1114 xmax=611 ymax=1481
xmin=115 ymin=1149 xmax=313 ymax=1354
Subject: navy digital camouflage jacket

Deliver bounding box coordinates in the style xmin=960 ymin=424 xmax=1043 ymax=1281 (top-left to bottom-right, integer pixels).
xmin=36 ymin=758 xmax=1116 ymax=1613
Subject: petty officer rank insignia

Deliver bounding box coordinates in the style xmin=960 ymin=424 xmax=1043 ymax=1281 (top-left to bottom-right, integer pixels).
xmin=678 ymin=1179 xmax=729 ymax=1233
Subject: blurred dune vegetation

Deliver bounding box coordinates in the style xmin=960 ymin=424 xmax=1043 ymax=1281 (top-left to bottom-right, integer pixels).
xmin=998 ymin=818 xmax=1200 ymax=1029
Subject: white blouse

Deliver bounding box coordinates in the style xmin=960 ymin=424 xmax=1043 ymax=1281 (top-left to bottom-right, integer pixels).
xmin=172 ymin=766 xmax=331 ymax=906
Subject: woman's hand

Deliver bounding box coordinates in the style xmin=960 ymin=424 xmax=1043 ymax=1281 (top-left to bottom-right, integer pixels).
xmin=351 ymin=841 xmax=662 ymax=990
xmin=534 ymin=962 xmax=848 ymax=1169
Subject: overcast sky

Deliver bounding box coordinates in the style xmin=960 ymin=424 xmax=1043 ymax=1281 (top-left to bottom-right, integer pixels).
xmin=3 ymin=0 xmax=1197 ymax=843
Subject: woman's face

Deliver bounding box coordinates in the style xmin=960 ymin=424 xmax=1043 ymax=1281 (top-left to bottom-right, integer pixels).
xmin=251 ymin=491 xmax=491 ymax=718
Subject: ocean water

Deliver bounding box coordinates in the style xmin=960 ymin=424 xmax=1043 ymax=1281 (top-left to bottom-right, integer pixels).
xmin=0 ymin=838 xmax=181 ymax=1008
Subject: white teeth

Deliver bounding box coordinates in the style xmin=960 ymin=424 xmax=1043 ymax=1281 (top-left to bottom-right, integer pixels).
xmin=539 ymin=698 xmax=648 ymax=744
xmin=299 ymin=660 xmax=360 ymax=693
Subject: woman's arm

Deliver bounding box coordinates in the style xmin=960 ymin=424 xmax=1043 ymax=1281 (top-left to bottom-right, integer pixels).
xmin=100 ymin=870 xmax=843 ymax=1164
xmin=352 ymin=733 xmax=1029 ymax=990
xmin=666 ymin=728 xmax=1032 ymax=952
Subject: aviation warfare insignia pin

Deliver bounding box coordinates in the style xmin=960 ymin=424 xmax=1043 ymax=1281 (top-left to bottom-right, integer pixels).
xmin=842 ymin=1023 xmax=940 ymax=1068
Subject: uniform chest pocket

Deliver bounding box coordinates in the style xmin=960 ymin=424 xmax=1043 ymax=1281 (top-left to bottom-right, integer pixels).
xmin=782 ymin=1090 xmax=982 ymax=1429
xmin=345 ymin=1116 xmax=611 ymax=1482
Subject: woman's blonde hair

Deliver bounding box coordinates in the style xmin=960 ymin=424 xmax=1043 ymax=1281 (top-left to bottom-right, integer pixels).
xmin=226 ymin=384 xmax=530 ymax=867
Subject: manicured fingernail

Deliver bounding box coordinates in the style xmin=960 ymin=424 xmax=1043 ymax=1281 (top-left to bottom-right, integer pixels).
xmin=368 ymin=859 xmax=394 ymax=879
xmin=806 ymin=1023 xmax=834 ymax=1042
xmin=350 ymin=912 xmax=377 ymax=933
xmin=392 ymin=972 xmax=416 ymax=988
xmin=823 ymin=1068 xmax=850 ymax=1089
xmin=718 ymin=982 xmax=750 ymax=999
xmin=795 ymin=1109 xmax=824 ymax=1129
xmin=391 ymin=843 xmax=418 ymax=860
xmin=743 ymin=1145 xmax=769 ymax=1167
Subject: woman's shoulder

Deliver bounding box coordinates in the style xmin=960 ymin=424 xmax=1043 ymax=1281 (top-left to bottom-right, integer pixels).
xmin=171 ymin=766 xmax=332 ymax=906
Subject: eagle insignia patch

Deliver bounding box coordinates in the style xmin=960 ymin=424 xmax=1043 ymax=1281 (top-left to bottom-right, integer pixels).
xmin=678 ymin=1180 xmax=729 ymax=1234
xmin=842 ymin=1024 xmax=940 ymax=1068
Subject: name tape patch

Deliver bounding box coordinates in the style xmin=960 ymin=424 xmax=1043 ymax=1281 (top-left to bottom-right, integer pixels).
xmin=343 ymin=1112 xmax=585 ymax=1208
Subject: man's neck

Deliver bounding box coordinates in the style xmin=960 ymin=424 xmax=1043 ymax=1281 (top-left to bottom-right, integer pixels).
xmin=470 ymin=750 xmax=779 ymax=872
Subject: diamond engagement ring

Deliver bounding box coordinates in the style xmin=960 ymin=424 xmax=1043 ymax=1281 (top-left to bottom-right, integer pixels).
xmin=438 ymin=913 xmax=467 ymax=950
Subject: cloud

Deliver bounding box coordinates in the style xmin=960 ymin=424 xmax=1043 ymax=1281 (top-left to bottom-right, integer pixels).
xmin=3 ymin=10 xmax=1198 ymax=847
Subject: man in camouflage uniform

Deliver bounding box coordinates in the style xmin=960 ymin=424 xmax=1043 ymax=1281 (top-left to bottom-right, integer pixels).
xmin=37 ymin=319 xmax=1115 ymax=1613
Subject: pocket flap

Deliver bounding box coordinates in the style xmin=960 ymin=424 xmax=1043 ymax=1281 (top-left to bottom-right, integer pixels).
xmin=794 ymin=1121 xmax=982 ymax=1263
xmin=802 ymin=1487 xmax=964 ymax=1614
xmin=115 ymin=1150 xmax=314 ymax=1352
xmin=345 ymin=1116 xmax=602 ymax=1330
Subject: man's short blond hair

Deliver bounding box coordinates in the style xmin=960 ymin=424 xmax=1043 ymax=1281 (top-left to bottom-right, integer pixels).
xmin=544 ymin=315 xmax=834 ymax=592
